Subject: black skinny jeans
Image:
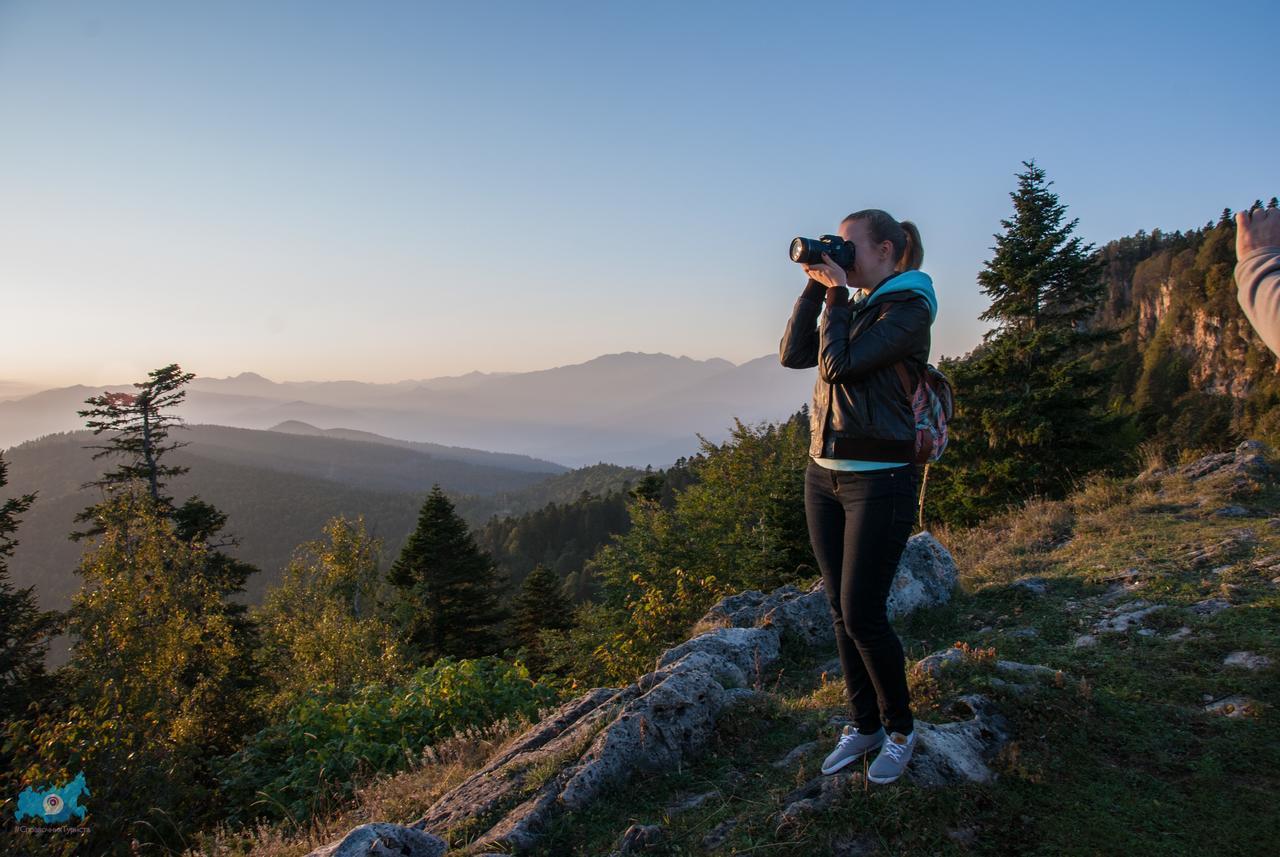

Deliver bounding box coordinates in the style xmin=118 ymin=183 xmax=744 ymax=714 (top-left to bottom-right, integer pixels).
xmin=804 ymin=458 xmax=917 ymax=735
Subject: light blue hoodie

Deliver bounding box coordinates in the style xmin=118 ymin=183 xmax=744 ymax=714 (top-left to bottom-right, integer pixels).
xmin=857 ymin=269 xmax=937 ymax=322
xmin=813 ymin=269 xmax=937 ymax=472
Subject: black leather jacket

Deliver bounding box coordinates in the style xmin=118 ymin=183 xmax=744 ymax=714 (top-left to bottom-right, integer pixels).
xmin=779 ymin=276 xmax=932 ymax=461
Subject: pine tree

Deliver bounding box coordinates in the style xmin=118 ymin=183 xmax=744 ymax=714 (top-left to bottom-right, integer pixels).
xmin=978 ymin=160 xmax=1105 ymax=332
xmin=928 ymin=161 xmax=1125 ymax=526
xmin=71 ymin=364 xmax=259 ymax=655
xmin=0 ymin=451 xmax=61 ymax=722
xmin=387 ymin=484 xmax=508 ymax=663
xmin=72 ymin=362 xmax=196 ymax=541
xmin=511 ymin=564 xmax=571 ymax=648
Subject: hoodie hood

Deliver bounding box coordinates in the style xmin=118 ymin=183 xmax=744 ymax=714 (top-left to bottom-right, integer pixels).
xmin=858 ymin=270 xmax=937 ymax=322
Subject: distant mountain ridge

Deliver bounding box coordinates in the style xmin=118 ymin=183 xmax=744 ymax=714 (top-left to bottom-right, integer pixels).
xmin=1 ymin=351 xmax=813 ymax=467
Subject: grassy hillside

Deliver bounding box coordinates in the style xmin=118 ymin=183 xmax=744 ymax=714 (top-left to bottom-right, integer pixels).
xmin=3 ymin=427 xmax=647 ymax=667
xmin=192 ymin=442 xmax=1279 ymax=856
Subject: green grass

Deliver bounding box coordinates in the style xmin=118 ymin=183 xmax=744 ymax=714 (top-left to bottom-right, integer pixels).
xmin=522 ymin=460 xmax=1280 ymax=855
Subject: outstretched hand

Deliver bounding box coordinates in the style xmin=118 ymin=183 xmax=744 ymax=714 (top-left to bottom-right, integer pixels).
xmin=801 ymin=253 xmax=849 ymax=289
xmin=1236 ymin=207 xmax=1280 ymax=260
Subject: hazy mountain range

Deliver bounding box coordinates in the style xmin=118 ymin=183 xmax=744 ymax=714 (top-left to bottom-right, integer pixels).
xmin=1 ymin=351 xmax=815 ymax=667
xmin=1 ymin=351 xmax=812 ymax=468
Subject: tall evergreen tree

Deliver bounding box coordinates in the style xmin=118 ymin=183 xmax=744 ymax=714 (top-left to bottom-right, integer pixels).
xmin=72 ymin=363 xmax=196 ymax=540
xmin=71 ymin=363 xmax=260 ymax=670
xmin=0 ymin=451 xmax=61 ymax=723
xmin=510 ymin=563 xmax=571 ymax=673
xmin=387 ymin=484 xmax=508 ymax=663
xmin=978 ymin=159 xmax=1105 ymax=331
xmin=928 ymin=161 xmax=1126 ymax=526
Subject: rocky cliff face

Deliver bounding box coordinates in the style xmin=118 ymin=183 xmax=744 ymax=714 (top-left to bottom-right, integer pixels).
xmin=302 ymin=533 xmax=1035 ymax=857
xmin=1090 ymin=225 xmax=1279 ymax=400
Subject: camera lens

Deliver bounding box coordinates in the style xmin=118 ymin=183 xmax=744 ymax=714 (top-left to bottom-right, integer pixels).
xmin=789 ymin=237 xmax=807 ymax=263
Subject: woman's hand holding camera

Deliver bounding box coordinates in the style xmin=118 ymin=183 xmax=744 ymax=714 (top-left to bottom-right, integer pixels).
xmin=802 ymin=253 xmax=849 ymax=290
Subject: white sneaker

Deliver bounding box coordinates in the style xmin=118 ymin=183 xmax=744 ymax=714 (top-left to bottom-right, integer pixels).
xmin=820 ymin=725 xmax=885 ymax=775
xmin=867 ymin=729 xmax=916 ymax=784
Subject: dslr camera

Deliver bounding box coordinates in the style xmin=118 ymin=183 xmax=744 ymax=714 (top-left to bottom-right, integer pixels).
xmin=789 ymin=234 xmax=855 ymax=269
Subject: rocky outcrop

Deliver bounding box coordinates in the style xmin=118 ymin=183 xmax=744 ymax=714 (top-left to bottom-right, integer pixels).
xmin=307 ymin=823 xmax=447 ymax=857
xmin=303 ymin=532 xmax=959 ymax=856
xmin=1142 ymin=440 xmax=1272 ymax=485
xmin=698 ymin=531 xmax=959 ymax=644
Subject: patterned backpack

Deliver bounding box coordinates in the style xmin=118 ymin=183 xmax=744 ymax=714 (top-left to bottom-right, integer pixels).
xmin=893 ymin=360 xmax=954 ymax=464
xmin=893 ymin=359 xmax=954 ymax=530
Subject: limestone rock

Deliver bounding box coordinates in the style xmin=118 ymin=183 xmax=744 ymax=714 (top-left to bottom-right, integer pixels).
xmin=1156 ymin=440 xmax=1272 ymax=482
xmin=772 ymin=741 xmax=819 ymax=769
xmin=906 ymin=694 xmax=1012 ymax=787
xmin=612 ymin=823 xmax=666 ymax=855
xmin=1203 ymin=695 xmax=1260 ymax=718
xmin=1092 ymin=600 xmax=1162 ymax=633
xmin=664 ymin=789 xmax=719 ymax=816
xmin=1191 ymin=598 xmax=1231 ymax=616
xmin=775 ymin=768 xmax=860 ymax=826
xmin=701 ymin=818 xmax=739 ymax=850
xmin=305 ymin=823 xmax=447 ymax=857
xmin=1223 ymin=651 xmax=1273 ymax=670
xmin=1013 ymin=577 xmax=1049 ymax=595
xmin=886 ymin=532 xmax=960 ymax=619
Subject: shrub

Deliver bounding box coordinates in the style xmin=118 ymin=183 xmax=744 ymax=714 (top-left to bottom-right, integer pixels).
xmin=215 ymin=656 xmax=558 ymax=827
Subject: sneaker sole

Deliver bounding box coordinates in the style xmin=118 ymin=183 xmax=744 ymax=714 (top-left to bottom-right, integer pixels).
xmin=819 ymin=738 xmax=884 ymax=775
xmin=865 ymin=771 xmax=903 ymax=784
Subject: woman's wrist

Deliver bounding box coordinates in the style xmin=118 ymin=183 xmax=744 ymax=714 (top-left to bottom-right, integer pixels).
xmin=824 ymin=284 xmax=849 ymax=309
xmin=801 ymin=278 xmax=827 ymax=302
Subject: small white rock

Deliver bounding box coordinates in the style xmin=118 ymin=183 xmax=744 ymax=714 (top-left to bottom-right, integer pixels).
xmin=1223 ymin=651 xmax=1273 ymax=670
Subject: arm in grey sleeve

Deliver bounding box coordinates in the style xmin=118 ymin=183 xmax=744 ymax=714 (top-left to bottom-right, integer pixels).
xmin=1235 ymin=246 xmax=1280 ymax=357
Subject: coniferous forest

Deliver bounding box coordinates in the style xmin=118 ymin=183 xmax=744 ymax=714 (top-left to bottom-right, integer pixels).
xmin=2 ymin=163 xmax=1277 ymax=855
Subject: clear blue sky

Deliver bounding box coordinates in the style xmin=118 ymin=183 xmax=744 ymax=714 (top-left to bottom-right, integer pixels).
xmin=2 ymin=0 xmax=1277 ymax=392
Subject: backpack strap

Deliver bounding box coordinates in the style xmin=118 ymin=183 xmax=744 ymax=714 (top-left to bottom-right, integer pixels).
xmin=893 ymin=361 xmax=917 ymax=398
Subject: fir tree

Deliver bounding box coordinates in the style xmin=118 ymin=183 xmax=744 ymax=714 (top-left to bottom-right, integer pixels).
xmin=978 ymin=159 xmax=1105 ymax=332
xmin=0 ymin=451 xmax=61 ymax=722
xmin=69 ymin=364 xmax=263 ymax=734
xmin=510 ymin=563 xmax=571 ymax=675
xmin=928 ymin=161 xmax=1125 ymax=526
xmin=387 ymin=484 xmax=509 ymax=663
xmin=72 ymin=362 xmax=196 ymax=541
xmin=512 ymin=564 xmax=571 ymax=647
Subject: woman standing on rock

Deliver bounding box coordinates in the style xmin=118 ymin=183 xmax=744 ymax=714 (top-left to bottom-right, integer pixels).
xmin=778 ymin=209 xmax=937 ymax=784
